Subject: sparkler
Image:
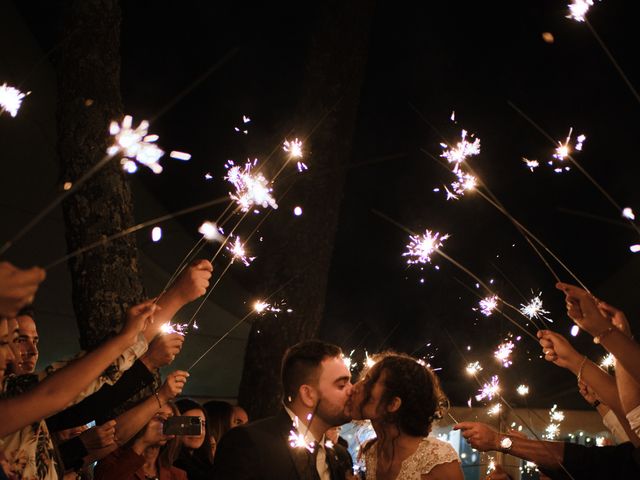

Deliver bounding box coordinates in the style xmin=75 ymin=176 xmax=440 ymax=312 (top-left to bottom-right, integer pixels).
xmin=479 ymin=295 xmax=498 ymax=317
xmin=494 ymin=341 xmax=514 ymax=368
xmin=440 ymin=129 xmax=481 ymax=164
xmin=522 ymin=157 xmax=539 ymax=172
xmin=108 ymin=115 xmax=165 ymax=174
xmin=403 ymin=230 xmax=449 ymax=265
xmin=283 ymin=138 xmax=308 ymax=172
xmin=600 ymin=353 xmax=615 ymax=370
xmin=288 ymin=414 xmax=315 ymax=452
xmin=622 ymin=208 xmax=635 ymax=220
xmin=198 ymin=221 xmax=224 ymax=242
xmin=520 ymin=294 xmax=553 ymax=322
xmin=544 ymin=404 xmax=565 ymax=439
xmin=225 ymin=159 xmax=278 ymax=212
xmin=0 ymin=83 xmax=29 ymax=117
xmin=475 ymin=375 xmax=500 ymax=402
xmin=567 ymin=0 xmax=595 ymax=22
xmin=160 ymin=322 xmax=188 ymax=335
xmin=151 ymin=226 xmax=162 ymax=242
xmin=488 ymin=403 xmax=502 ymax=416
xmin=226 ymin=236 xmax=255 ymax=266
xmin=466 ymin=361 xmax=483 ymax=376
xmin=517 ymin=384 xmax=530 ymax=396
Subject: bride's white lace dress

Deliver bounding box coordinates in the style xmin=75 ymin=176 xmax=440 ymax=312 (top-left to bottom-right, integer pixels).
xmin=363 ymin=437 xmax=460 ymax=479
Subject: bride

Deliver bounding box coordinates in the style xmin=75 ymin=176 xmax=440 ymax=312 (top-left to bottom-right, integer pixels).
xmin=348 ymin=353 xmax=463 ymax=480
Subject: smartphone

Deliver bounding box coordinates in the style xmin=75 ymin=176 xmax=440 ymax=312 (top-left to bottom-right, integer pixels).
xmin=163 ymin=416 xmax=202 ymax=436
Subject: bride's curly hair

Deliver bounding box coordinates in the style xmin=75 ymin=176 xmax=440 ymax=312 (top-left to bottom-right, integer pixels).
xmin=359 ymin=351 xmax=449 ymax=436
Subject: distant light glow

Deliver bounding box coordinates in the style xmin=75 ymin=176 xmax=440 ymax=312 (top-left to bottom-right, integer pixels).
xmin=169 ymin=151 xmax=191 ymax=161
xmin=151 ymin=227 xmax=162 ymax=242
xmin=622 ymin=207 xmax=635 ymax=220
xmin=570 ymin=325 xmax=580 ymax=336
xmin=517 ymin=384 xmax=530 ymax=396
xmin=522 ymin=157 xmax=539 ymax=172
xmin=198 ymin=221 xmax=223 ymax=242
xmin=293 ymin=206 xmax=303 ymax=216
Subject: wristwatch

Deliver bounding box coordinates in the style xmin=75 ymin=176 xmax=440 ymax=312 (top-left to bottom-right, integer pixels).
xmin=499 ymin=436 xmax=513 ymax=452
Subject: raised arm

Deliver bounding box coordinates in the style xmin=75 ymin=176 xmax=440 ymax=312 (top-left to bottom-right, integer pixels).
xmin=0 ymin=301 xmax=156 ymax=437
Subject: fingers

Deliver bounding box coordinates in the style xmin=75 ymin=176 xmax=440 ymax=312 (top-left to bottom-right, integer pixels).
xmin=190 ymin=259 xmax=213 ymax=272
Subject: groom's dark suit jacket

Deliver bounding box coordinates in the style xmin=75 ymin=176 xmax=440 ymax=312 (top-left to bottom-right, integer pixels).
xmin=211 ymin=409 xmax=351 ymax=480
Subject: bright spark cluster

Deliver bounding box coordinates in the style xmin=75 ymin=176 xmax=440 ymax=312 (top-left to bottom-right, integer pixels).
xmin=253 ymin=299 xmax=291 ymax=315
xmin=476 ymin=375 xmax=500 ymax=402
xmin=198 ymin=221 xmax=224 ymax=242
xmin=403 ymin=230 xmax=449 ymax=265
xmin=283 ymin=138 xmax=308 ymax=172
xmin=288 ymin=415 xmax=315 ymax=453
xmin=517 ymin=384 xmax=530 ymax=396
xmin=225 ymin=159 xmax=278 ymax=212
xmin=494 ymin=341 xmax=515 ymax=368
xmin=160 ymin=321 xmax=189 ymax=335
xmin=108 ymin=115 xmax=165 ymax=174
xmin=227 ymin=236 xmax=255 ymax=266
xmin=522 ymin=157 xmax=539 ymax=172
xmin=600 ymin=353 xmax=616 ymax=369
xmin=479 ymin=295 xmax=498 ymax=317
xmin=622 ymin=207 xmax=636 ymax=220
xmin=520 ymin=293 xmax=552 ymax=322
xmin=466 ymin=361 xmax=483 ymax=376
xmin=440 ymin=129 xmax=480 ymax=200
xmin=567 ymin=0 xmax=594 ymax=22
xmin=488 ymin=403 xmax=502 ymax=416
xmin=0 ymin=83 xmax=29 ymax=117
xmin=551 ymin=127 xmax=585 ymax=172
xmin=544 ymin=404 xmax=565 ymax=439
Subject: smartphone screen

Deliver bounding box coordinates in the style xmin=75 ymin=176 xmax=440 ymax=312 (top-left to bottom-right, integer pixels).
xmin=163 ymin=416 xmax=202 ymax=436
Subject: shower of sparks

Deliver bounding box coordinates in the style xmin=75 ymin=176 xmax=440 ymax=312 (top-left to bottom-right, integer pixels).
xmin=517 ymin=384 xmax=530 ymax=396
xmin=108 ymin=115 xmax=165 ymax=174
xmin=622 ymin=207 xmax=636 ymax=220
xmin=544 ymin=404 xmax=565 ymax=439
xmin=478 ymin=295 xmax=498 ymax=317
xmin=476 ymin=375 xmax=500 ymax=402
xmin=403 ymin=230 xmax=449 ymax=265
xmin=567 ymin=0 xmax=594 ymax=22
xmin=160 ymin=322 xmax=188 ymax=335
xmin=198 ymin=221 xmax=223 ymax=242
xmin=227 ymin=236 xmax=255 ymax=266
xmin=446 ymin=170 xmax=477 ymax=200
xmin=552 ymin=128 xmax=586 ymax=164
xmin=440 ymin=130 xmax=481 ymax=165
xmin=545 ymin=423 xmax=560 ymax=440
xmin=466 ymin=361 xmax=483 ymax=376
xmin=494 ymin=341 xmax=515 ymax=368
xmin=520 ymin=293 xmax=552 ymax=322
xmin=151 ymin=227 xmax=162 ymax=242
xmin=253 ymin=299 xmax=291 ymax=316
xmin=0 ymin=83 xmax=29 ymax=117
xmin=169 ymin=151 xmax=191 ymax=161
xmin=283 ymin=138 xmax=308 ymax=172
xmin=288 ymin=415 xmax=315 ymax=452
xmin=600 ymin=353 xmax=616 ymax=369
xmin=365 ymin=351 xmax=376 ymax=369
xmin=522 ymin=157 xmax=540 ymax=172
xmin=488 ymin=403 xmax=502 ymax=416
xmin=225 ymin=159 xmax=278 ymax=212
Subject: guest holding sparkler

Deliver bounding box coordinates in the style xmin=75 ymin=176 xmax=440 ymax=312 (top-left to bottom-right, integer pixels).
xmin=211 ymin=340 xmax=353 ymax=480
xmin=350 ymin=352 xmax=462 ymax=480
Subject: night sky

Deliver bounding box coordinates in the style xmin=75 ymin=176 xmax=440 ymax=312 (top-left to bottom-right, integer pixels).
xmin=14 ymin=0 xmax=640 ymax=408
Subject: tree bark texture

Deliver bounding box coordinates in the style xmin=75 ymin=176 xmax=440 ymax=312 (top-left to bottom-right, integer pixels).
xmin=56 ymin=0 xmax=144 ymax=350
xmin=238 ymin=0 xmax=375 ymax=419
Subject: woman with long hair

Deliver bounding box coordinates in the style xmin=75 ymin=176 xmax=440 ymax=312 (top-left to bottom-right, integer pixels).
xmin=350 ymin=353 xmax=463 ymax=480
xmin=173 ymin=399 xmax=214 ymax=480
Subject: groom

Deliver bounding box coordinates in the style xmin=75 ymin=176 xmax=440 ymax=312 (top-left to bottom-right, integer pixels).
xmin=212 ymin=340 xmax=354 ymax=479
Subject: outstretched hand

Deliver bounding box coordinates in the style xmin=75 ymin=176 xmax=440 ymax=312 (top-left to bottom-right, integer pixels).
xmin=453 ymin=422 xmax=499 ymax=451
xmin=157 ymin=370 xmax=189 ymax=405
xmin=120 ymin=301 xmax=159 ymax=344
xmin=0 ymin=262 xmax=46 ymax=318
xmin=537 ymin=330 xmax=582 ymax=372
xmin=170 ymin=259 xmax=213 ymax=304
xmin=141 ymin=332 xmax=185 ymax=371
xmin=556 ymin=283 xmax=611 ymax=336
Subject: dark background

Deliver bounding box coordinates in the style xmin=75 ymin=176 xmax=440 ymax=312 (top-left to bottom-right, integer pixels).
xmin=12 ymin=0 xmax=640 ymax=409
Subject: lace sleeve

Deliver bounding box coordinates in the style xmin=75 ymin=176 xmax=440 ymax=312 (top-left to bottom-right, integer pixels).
xmin=418 ymin=438 xmax=460 ymax=475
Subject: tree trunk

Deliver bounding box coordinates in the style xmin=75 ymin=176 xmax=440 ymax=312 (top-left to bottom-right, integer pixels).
xmin=56 ymin=0 xmax=144 ymax=349
xmin=238 ymin=0 xmax=375 ymax=419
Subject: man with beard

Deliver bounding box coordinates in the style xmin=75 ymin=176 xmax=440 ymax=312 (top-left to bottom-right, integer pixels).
xmin=212 ymin=340 xmax=353 ymax=480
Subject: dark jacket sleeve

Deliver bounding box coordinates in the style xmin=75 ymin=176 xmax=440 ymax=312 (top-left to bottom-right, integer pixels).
xmin=57 ymin=436 xmax=88 ymax=472
xmin=46 ymin=359 xmax=155 ymax=432
xmin=211 ymin=426 xmax=260 ymax=480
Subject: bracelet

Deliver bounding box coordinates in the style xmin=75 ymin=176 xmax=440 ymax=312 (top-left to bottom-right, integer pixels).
xmin=593 ymin=327 xmax=615 ymax=345
xmin=576 ymin=356 xmax=587 ymax=384
xmin=154 ymin=391 xmax=163 ymax=408
xmin=591 ymin=400 xmax=601 ymax=408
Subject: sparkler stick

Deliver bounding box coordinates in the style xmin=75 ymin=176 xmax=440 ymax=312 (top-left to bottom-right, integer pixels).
xmin=187 ymin=275 xmax=296 ymax=371
xmin=584 ymin=20 xmax=640 ymax=105
xmin=373 ymin=209 xmax=540 ymax=341
xmin=443 ymin=328 xmax=577 ymax=480
xmin=507 ymin=101 xmax=640 ymax=237
xmin=44 ymin=196 xmax=229 ymax=270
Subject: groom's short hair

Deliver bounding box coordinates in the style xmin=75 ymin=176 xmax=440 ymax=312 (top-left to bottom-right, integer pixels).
xmin=281 ymin=340 xmax=342 ymax=404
